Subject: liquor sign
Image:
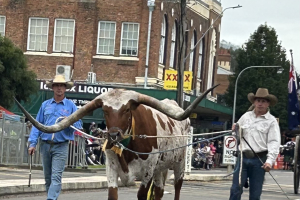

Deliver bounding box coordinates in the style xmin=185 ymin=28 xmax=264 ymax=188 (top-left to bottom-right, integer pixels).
xmin=163 ymin=70 xmax=193 ymax=91
xmin=38 ymin=80 xmax=114 ymax=95
xmin=222 ymin=136 xmax=237 ymax=165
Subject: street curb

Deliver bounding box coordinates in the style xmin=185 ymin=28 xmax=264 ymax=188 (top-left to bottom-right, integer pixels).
xmin=169 ymin=174 xmax=233 ymax=181
xmin=0 ymin=165 xmax=106 ymax=173
xmin=0 ymin=180 xmax=136 ymax=196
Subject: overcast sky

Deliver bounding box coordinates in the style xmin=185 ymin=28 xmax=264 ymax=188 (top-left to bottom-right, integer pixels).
xmin=220 ymin=0 xmax=300 ymax=72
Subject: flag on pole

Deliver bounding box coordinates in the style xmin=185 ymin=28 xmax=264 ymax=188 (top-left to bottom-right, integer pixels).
xmin=288 ymin=52 xmax=300 ymax=130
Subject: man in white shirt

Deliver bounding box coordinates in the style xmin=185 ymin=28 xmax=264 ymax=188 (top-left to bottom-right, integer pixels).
xmin=229 ymin=88 xmax=281 ymax=200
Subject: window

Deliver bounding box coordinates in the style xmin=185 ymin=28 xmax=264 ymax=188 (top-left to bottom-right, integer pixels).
xmin=169 ymin=21 xmax=177 ymax=68
xmin=97 ymin=21 xmax=116 ymax=55
xmin=197 ymin=39 xmax=204 ymax=79
xmin=27 ymin=18 xmax=49 ymax=51
xmin=159 ymin=15 xmax=167 ymax=64
xmin=0 ymin=16 xmax=5 ymax=36
xmin=121 ymin=22 xmax=139 ymax=56
xmin=53 ymin=19 xmax=75 ymax=53
xmin=189 ymin=31 xmax=196 ymax=71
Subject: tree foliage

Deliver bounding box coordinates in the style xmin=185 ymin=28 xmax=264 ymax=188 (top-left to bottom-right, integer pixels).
xmin=223 ymin=24 xmax=290 ymax=129
xmin=0 ymin=35 xmax=38 ymax=109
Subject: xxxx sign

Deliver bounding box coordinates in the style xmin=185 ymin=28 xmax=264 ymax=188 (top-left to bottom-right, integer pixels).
xmin=163 ymin=70 xmax=193 ymax=91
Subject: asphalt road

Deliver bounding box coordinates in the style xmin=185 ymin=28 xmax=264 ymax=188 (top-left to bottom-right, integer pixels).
xmin=1 ymin=170 xmax=300 ymax=200
xmin=1 ymin=180 xmax=299 ymax=200
xmin=0 ymin=169 xmax=299 ymax=200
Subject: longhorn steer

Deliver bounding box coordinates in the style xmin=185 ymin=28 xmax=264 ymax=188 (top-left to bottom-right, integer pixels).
xmin=15 ymin=86 xmax=217 ymax=200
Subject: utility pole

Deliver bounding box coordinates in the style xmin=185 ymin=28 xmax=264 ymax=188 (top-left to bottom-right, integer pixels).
xmin=176 ymin=2 xmax=241 ymax=108
xmin=176 ymin=0 xmax=187 ymax=108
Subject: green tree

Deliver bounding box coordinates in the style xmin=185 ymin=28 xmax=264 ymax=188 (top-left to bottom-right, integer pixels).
xmin=0 ymin=35 xmax=38 ymax=109
xmin=223 ymin=24 xmax=290 ymax=129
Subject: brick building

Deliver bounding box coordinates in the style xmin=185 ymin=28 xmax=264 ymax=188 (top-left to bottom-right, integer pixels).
xmin=215 ymin=48 xmax=233 ymax=96
xmin=0 ymin=0 xmax=222 ymax=92
xmin=1 ymin=0 xmax=232 ymax=132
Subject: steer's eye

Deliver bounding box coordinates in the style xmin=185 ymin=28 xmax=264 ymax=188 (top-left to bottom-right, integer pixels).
xmin=125 ymin=108 xmax=130 ymax=113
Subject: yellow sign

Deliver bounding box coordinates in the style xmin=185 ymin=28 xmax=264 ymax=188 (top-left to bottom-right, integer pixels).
xmin=163 ymin=70 xmax=193 ymax=91
xmin=190 ymin=113 xmax=197 ymax=119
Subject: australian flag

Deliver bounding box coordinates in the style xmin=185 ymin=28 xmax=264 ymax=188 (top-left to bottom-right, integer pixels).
xmin=288 ymin=61 xmax=300 ymax=130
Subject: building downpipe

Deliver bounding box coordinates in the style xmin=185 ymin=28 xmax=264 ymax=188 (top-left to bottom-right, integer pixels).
xmin=144 ymin=0 xmax=155 ymax=88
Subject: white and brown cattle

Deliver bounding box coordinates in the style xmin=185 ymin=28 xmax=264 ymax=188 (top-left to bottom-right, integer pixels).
xmin=15 ymin=86 xmax=217 ymax=200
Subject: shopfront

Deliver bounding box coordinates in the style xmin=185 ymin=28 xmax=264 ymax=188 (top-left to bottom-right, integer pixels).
xmin=11 ymin=81 xmax=233 ymax=134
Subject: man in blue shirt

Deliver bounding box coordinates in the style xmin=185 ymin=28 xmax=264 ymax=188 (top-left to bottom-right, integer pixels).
xmin=28 ymin=75 xmax=82 ymax=200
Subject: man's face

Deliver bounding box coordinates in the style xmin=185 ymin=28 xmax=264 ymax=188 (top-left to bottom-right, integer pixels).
xmin=52 ymin=83 xmax=66 ymax=96
xmin=254 ymin=98 xmax=270 ymax=113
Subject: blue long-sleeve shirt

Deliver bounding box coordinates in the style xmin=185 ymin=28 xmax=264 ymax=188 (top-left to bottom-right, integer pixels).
xmin=29 ymin=97 xmax=82 ymax=148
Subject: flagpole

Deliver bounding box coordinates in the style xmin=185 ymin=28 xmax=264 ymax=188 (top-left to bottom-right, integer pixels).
xmin=290 ymin=49 xmax=294 ymax=66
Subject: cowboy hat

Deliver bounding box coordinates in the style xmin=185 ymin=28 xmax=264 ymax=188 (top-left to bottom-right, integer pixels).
xmin=46 ymin=75 xmax=74 ymax=89
xmin=247 ymin=88 xmax=277 ymax=106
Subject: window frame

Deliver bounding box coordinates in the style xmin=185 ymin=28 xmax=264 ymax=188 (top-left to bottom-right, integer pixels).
xmin=189 ymin=32 xmax=196 ymax=72
xmin=120 ymin=22 xmax=140 ymax=56
xmin=53 ymin=18 xmax=76 ymax=53
xmin=0 ymin=15 xmax=6 ymax=36
xmin=169 ymin=21 xmax=177 ymax=68
xmin=97 ymin=21 xmax=116 ymax=55
xmin=159 ymin=15 xmax=168 ymax=64
xmin=27 ymin=17 xmax=49 ymax=52
xmin=197 ymin=39 xmax=204 ymax=79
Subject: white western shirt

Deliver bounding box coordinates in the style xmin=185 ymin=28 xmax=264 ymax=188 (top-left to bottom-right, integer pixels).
xmin=237 ymin=110 xmax=281 ymax=166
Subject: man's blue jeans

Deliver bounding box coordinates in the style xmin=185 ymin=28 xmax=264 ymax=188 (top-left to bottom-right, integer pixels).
xmin=229 ymin=155 xmax=267 ymax=200
xmin=40 ymin=141 xmax=69 ymax=200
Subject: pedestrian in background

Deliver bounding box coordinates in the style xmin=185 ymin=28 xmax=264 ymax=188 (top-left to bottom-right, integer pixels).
xmin=229 ymin=88 xmax=281 ymax=200
xmin=210 ymin=142 xmax=216 ymax=168
xmin=28 ymin=75 xmax=82 ymax=200
xmin=215 ymin=140 xmax=223 ymax=167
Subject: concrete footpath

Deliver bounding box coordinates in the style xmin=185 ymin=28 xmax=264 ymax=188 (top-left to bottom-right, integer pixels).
xmin=0 ymin=166 xmax=232 ymax=196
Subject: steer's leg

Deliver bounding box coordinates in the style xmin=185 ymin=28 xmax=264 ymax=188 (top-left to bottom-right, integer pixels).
xmin=173 ymin=178 xmax=183 ymax=200
xmin=153 ymin=170 xmax=167 ymax=200
xmin=173 ymin=161 xmax=184 ymax=200
xmin=108 ymin=187 xmax=118 ymax=200
xmin=137 ymin=178 xmax=153 ymax=200
xmin=106 ymin=150 xmax=120 ymax=200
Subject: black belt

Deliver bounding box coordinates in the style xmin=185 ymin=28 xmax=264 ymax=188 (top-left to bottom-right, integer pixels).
xmin=42 ymin=140 xmax=68 ymax=145
xmin=242 ymin=151 xmax=268 ymax=159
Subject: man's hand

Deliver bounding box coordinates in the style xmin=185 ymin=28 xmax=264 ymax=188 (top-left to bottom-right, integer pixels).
xmin=28 ymin=147 xmax=36 ymax=155
xmin=232 ymin=123 xmax=236 ymax=131
xmin=262 ymin=163 xmax=272 ymax=172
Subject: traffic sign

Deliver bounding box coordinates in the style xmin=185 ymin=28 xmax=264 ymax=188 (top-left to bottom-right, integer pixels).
xmin=222 ymin=136 xmax=237 ymax=165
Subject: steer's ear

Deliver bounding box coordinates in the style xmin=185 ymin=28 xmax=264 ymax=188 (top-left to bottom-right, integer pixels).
xmin=129 ymin=100 xmax=139 ymax=110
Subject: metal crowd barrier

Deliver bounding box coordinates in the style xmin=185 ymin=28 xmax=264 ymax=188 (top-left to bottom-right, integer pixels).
xmin=0 ymin=112 xmax=88 ymax=168
xmin=0 ymin=114 xmax=26 ymax=165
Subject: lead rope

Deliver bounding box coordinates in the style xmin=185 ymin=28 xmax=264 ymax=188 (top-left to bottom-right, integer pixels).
xmin=238 ymin=124 xmax=243 ymax=190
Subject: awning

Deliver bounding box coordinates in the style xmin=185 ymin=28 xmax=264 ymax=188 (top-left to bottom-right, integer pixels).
xmin=0 ymin=106 xmax=15 ymax=115
xmin=0 ymin=105 xmax=21 ymax=121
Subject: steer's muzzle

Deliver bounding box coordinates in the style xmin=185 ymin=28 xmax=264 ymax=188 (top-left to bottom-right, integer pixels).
xmin=107 ymin=127 xmax=125 ymax=144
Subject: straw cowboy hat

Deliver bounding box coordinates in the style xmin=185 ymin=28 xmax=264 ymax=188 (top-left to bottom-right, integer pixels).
xmin=247 ymin=88 xmax=278 ymax=106
xmin=46 ymin=75 xmax=74 ymax=89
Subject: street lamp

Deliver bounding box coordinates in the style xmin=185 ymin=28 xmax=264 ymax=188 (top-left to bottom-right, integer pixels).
xmin=184 ymin=5 xmax=242 ymax=62
xmin=232 ymin=66 xmax=282 ymax=125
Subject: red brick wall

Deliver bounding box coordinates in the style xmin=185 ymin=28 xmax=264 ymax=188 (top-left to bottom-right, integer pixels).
xmin=215 ymin=74 xmax=231 ymax=95
xmin=0 ymin=0 xmax=221 ymax=89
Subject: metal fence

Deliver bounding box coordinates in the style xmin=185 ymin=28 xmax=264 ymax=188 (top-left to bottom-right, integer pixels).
xmin=0 ymin=112 xmax=88 ymax=168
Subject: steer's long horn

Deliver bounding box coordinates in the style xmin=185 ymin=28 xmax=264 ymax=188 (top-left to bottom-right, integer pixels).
xmin=14 ymin=97 xmax=103 ymax=133
xmin=136 ymin=85 xmax=219 ymax=121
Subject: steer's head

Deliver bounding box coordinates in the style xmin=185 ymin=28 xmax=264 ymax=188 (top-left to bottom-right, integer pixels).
xmin=14 ymin=86 xmax=219 ymax=142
